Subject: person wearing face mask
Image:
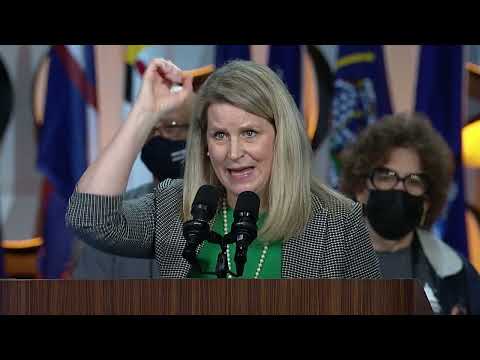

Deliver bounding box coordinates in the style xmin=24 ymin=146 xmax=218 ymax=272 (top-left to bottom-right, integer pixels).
xmin=66 ymin=58 xmax=381 ymax=282
xmin=71 ymin=93 xmax=193 ymax=279
xmin=340 ymin=113 xmax=480 ymax=315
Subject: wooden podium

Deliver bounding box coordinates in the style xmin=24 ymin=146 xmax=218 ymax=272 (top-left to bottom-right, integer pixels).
xmin=0 ymin=279 xmax=432 ymax=315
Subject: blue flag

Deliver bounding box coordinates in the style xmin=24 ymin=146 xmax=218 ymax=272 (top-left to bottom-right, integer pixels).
xmin=268 ymin=45 xmax=302 ymax=108
xmin=329 ymin=45 xmax=392 ymax=187
xmin=37 ymin=45 xmax=97 ymax=278
xmin=215 ymin=45 xmax=250 ymax=67
xmin=38 ymin=182 xmax=74 ymax=278
xmin=415 ymin=45 xmax=468 ymax=256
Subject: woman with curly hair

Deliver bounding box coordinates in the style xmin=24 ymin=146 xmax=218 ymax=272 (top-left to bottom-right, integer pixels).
xmin=340 ymin=113 xmax=480 ymax=314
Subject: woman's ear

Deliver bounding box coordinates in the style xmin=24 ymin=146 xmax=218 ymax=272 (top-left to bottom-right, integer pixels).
xmin=355 ymin=188 xmax=369 ymax=204
xmin=355 ymin=180 xmax=370 ymax=205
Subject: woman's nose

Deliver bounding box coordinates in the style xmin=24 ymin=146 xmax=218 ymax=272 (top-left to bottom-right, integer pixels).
xmin=393 ymin=179 xmax=407 ymax=191
xmin=228 ymin=137 xmax=244 ymax=160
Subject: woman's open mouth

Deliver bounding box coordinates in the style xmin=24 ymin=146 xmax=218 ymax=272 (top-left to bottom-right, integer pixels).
xmin=227 ymin=166 xmax=255 ymax=180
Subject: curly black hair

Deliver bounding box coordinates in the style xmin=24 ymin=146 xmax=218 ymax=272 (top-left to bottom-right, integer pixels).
xmin=339 ymin=113 xmax=454 ymax=228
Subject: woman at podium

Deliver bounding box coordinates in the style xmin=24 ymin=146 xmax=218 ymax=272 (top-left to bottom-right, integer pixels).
xmin=66 ymin=59 xmax=381 ymax=280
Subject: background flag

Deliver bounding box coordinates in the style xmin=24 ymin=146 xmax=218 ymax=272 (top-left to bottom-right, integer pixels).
xmin=415 ymin=45 xmax=468 ymax=256
xmin=215 ymin=45 xmax=250 ymax=67
xmin=36 ymin=45 xmax=97 ymax=278
xmin=329 ymin=45 xmax=392 ymax=187
xmin=268 ymin=45 xmax=302 ymax=108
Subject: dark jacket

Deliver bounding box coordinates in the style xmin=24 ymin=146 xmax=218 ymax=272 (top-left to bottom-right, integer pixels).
xmin=416 ymin=229 xmax=480 ymax=315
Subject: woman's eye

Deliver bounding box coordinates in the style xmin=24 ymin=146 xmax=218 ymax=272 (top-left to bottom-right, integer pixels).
xmin=244 ymin=130 xmax=257 ymax=138
xmin=214 ymin=132 xmax=225 ymax=140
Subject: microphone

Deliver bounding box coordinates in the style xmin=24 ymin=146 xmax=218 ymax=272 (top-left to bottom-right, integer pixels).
xmin=182 ymin=185 xmax=220 ymax=270
xmin=231 ymin=191 xmax=260 ymax=277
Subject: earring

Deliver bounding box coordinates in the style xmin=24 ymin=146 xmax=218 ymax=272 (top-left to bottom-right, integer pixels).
xmin=206 ymin=151 xmax=210 ymax=157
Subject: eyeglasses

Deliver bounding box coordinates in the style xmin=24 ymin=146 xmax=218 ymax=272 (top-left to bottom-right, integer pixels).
xmin=153 ymin=121 xmax=189 ymax=140
xmin=369 ymin=167 xmax=429 ymax=196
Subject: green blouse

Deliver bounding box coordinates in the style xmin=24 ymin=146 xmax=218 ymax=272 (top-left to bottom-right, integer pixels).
xmin=189 ymin=207 xmax=282 ymax=279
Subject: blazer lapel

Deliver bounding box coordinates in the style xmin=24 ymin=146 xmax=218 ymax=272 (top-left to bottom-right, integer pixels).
xmin=154 ymin=183 xmax=192 ymax=278
xmin=282 ymin=195 xmax=328 ymax=278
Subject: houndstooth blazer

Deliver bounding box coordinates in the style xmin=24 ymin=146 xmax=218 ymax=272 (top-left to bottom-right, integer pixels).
xmin=66 ymin=179 xmax=381 ymax=279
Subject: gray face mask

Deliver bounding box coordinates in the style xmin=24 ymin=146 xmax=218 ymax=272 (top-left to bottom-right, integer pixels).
xmin=365 ymin=189 xmax=424 ymax=240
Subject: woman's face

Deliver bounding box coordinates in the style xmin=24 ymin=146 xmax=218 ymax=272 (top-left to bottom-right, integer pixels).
xmin=206 ymin=103 xmax=276 ymax=207
xmin=355 ymin=147 xmax=430 ymax=243
xmin=356 ymin=147 xmax=424 ymax=203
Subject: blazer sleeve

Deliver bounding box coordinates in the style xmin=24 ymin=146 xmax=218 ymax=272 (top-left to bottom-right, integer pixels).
xmin=65 ymin=179 xmax=179 ymax=259
xmin=344 ymin=202 xmax=382 ymax=279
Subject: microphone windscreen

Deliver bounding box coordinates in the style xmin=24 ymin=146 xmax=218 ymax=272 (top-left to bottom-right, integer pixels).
xmin=234 ymin=191 xmax=260 ymax=219
xmin=192 ymin=185 xmax=220 ymax=218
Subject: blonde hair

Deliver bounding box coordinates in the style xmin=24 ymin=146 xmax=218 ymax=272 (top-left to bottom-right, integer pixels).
xmin=183 ymin=60 xmax=324 ymax=242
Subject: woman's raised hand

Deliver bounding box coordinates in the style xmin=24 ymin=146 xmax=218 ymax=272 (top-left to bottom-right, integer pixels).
xmin=132 ymin=58 xmax=193 ymax=129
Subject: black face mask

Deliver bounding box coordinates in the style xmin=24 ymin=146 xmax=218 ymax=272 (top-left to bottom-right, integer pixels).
xmin=365 ymin=189 xmax=424 ymax=241
xmin=140 ymin=136 xmax=186 ymax=182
